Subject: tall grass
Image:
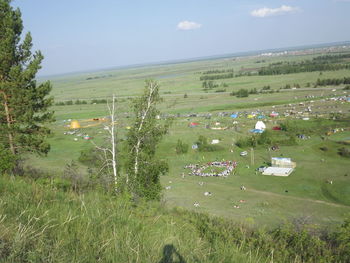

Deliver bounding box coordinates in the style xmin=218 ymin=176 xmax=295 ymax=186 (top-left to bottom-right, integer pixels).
xmin=1 ymin=175 xmax=349 ymax=262
xmin=0 ymin=175 xmax=254 ymax=263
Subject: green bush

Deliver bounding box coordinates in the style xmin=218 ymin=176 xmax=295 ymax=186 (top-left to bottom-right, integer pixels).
xmin=236 ymin=88 xmax=249 ymax=98
xmin=175 ymin=139 xmax=189 ymax=154
xmin=338 ymin=147 xmax=350 ymax=158
xmin=0 ymin=145 xmax=16 ymax=174
xmin=196 ymin=135 xmax=220 ymax=152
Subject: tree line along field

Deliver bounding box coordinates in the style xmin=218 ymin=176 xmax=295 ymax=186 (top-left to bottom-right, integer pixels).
xmin=42 ymin=48 xmax=350 ymax=101
xmin=26 ymin=48 xmax=350 ymax=229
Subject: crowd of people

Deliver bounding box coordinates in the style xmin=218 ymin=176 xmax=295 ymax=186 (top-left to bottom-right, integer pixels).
xmin=184 ymin=161 xmax=237 ymax=177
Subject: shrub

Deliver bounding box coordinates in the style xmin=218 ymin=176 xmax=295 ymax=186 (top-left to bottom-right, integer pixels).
xmin=236 ymin=89 xmax=249 ymax=98
xmin=196 ymin=135 xmax=220 ymax=152
xmin=63 ymin=161 xmax=89 ymax=192
xmin=175 ymin=139 xmax=189 ymax=154
xmin=338 ymin=147 xmax=350 ymax=158
xmin=0 ymin=145 xmax=16 ymax=174
xmin=215 ymin=88 xmax=226 ymax=93
xmin=78 ymin=147 xmax=103 ymax=167
xmin=320 ymin=146 xmax=328 ymax=152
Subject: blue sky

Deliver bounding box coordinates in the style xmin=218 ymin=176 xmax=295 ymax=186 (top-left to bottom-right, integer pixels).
xmin=12 ymin=0 xmax=350 ymax=76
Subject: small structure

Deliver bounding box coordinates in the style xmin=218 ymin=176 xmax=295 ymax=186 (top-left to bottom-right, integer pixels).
xmin=257 ymin=166 xmax=267 ymax=172
xmin=189 ymin=122 xmax=199 ymax=128
xmin=262 ymin=157 xmax=296 ymax=176
xmin=70 ymin=120 xmax=81 ymax=129
xmin=271 ymin=157 xmax=296 ymax=168
xmin=230 ymin=114 xmax=238 ymax=118
xmin=211 ymin=139 xmax=220 ymax=144
xmin=250 ymin=129 xmax=264 ymax=134
xmin=255 ymin=121 xmax=266 ymax=131
xmin=263 ymin=167 xmax=294 ymax=177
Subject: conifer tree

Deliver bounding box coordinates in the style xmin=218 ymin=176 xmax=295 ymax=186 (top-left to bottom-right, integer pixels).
xmin=0 ymin=0 xmax=53 ymax=170
xmin=125 ymin=80 xmax=169 ymax=200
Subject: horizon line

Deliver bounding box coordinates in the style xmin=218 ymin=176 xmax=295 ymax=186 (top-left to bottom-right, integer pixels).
xmin=39 ymin=40 xmax=350 ymax=79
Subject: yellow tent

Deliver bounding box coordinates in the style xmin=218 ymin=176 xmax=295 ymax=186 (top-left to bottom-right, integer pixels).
xmin=70 ymin=120 xmax=81 ymax=129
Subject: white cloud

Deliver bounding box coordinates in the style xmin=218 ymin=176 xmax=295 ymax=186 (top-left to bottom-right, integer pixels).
xmin=177 ymin=21 xmax=202 ymax=30
xmin=251 ymin=5 xmax=299 ymax=18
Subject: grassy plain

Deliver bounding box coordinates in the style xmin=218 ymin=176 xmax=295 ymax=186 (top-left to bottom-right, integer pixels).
xmin=30 ymin=50 xmax=350 ymax=229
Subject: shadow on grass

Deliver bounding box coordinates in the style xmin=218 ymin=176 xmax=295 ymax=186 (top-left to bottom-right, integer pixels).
xmin=159 ymin=244 xmax=186 ymax=263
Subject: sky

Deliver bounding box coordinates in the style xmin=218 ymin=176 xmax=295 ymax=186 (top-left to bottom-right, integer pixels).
xmin=11 ymin=0 xmax=350 ymax=76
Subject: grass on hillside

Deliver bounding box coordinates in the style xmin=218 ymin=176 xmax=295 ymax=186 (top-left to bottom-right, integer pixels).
xmin=1 ymin=175 xmax=350 ymax=263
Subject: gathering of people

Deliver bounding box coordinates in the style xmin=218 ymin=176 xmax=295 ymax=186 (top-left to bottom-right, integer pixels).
xmin=184 ymin=161 xmax=237 ymax=177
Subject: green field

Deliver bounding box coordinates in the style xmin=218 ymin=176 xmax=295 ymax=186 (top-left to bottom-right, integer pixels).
xmin=30 ymin=50 xmax=350 ymax=229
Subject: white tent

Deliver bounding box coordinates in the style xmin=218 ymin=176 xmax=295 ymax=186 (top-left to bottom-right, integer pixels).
xmin=211 ymin=139 xmax=220 ymax=144
xmin=255 ymin=121 xmax=266 ymax=130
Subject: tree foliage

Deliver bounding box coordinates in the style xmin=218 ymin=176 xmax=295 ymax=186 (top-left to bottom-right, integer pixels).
xmin=175 ymin=139 xmax=188 ymax=154
xmin=125 ymin=80 xmax=169 ymax=200
xmin=258 ymin=55 xmax=350 ymax=75
xmin=0 ymin=0 xmax=53 ymax=168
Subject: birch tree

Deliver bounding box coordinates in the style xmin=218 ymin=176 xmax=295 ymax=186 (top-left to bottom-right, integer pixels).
xmin=92 ymin=94 xmax=118 ymax=192
xmin=125 ymin=80 xmax=169 ymax=200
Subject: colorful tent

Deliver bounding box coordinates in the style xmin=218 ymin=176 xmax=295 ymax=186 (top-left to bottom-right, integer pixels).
xmin=189 ymin=122 xmax=200 ymax=127
xmin=255 ymin=121 xmax=266 ymax=130
xmin=70 ymin=120 xmax=81 ymax=129
xmin=230 ymin=114 xmax=238 ymax=118
xmin=250 ymin=129 xmax=264 ymax=134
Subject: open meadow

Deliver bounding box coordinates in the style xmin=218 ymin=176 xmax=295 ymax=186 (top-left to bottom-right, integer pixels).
xmin=30 ymin=48 xmax=350 ymax=229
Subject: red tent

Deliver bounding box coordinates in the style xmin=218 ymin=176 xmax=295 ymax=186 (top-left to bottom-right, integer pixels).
xmin=189 ymin=122 xmax=200 ymax=127
xmin=272 ymin=126 xmax=281 ymax=130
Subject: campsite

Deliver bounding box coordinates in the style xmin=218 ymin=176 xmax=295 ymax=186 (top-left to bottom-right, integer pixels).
xmin=2 ymin=1 xmax=350 ymax=261
xmin=22 ymin=46 xmax=350 ymax=228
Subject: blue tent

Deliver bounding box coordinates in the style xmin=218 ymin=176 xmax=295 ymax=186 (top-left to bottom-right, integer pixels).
xmin=250 ymin=129 xmax=264 ymax=134
xmin=257 ymin=115 xmax=265 ymax=119
xmin=230 ymin=114 xmax=238 ymax=118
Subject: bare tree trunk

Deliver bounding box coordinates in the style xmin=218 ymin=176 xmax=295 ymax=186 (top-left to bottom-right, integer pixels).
xmin=92 ymin=94 xmax=118 ymax=193
xmin=1 ymin=91 xmax=15 ymax=155
xmin=133 ymin=82 xmax=157 ymax=177
xmin=109 ymin=94 xmax=118 ymax=192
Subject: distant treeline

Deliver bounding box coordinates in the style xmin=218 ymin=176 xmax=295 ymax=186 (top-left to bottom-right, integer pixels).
xmin=258 ymin=61 xmax=350 ymax=75
xmin=312 ymin=53 xmax=350 ymax=62
xmin=316 ymin=77 xmax=350 ymax=86
xmin=55 ymin=99 xmax=107 ymax=106
xmin=202 ymin=69 xmax=234 ymax=75
xmin=86 ymin=75 xmax=112 ymax=81
xmin=258 ymin=54 xmax=350 ymax=75
xmin=200 ymin=72 xmax=235 ymax=81
xmin=202 ymin=81 xmax=228 ymax=91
